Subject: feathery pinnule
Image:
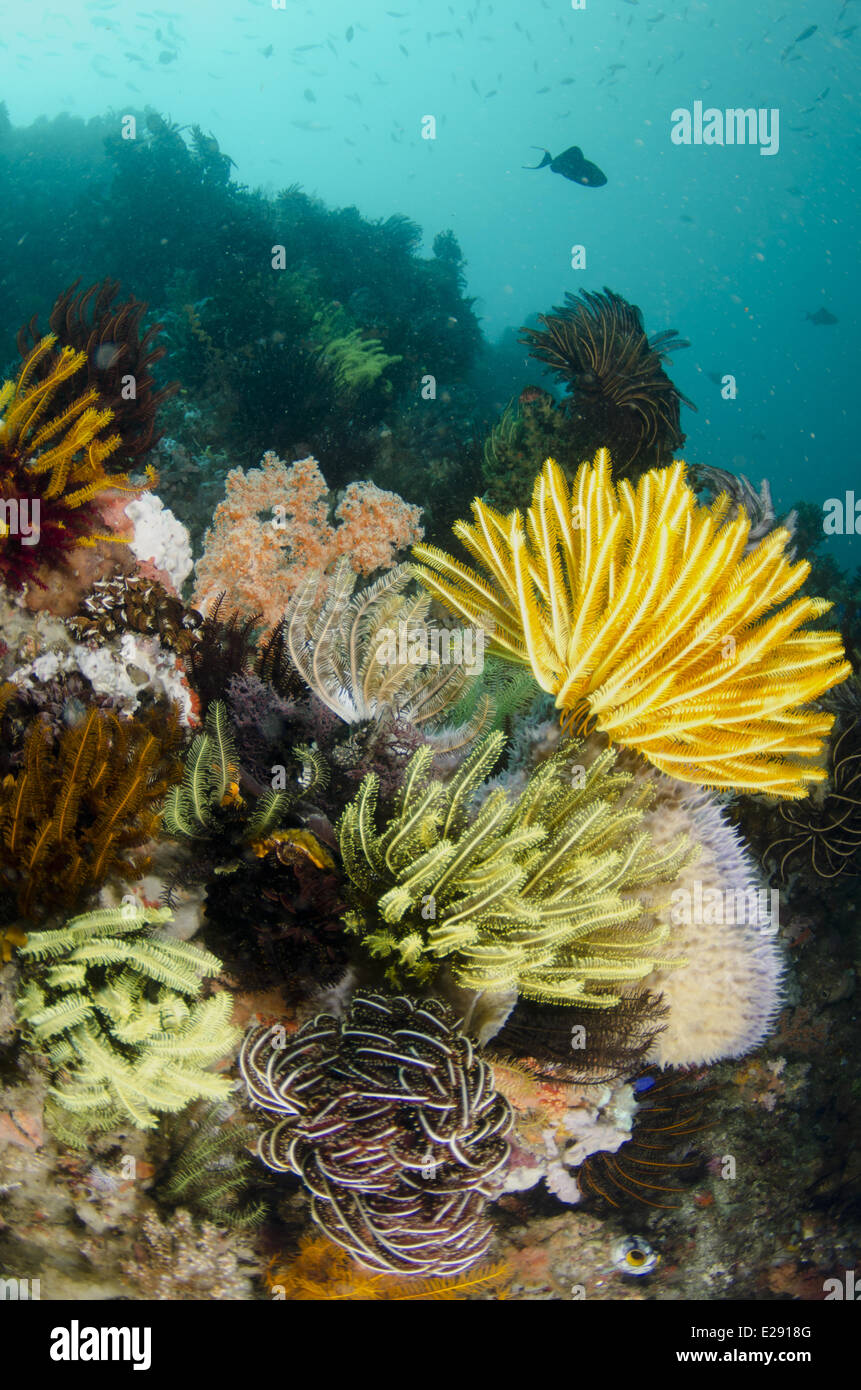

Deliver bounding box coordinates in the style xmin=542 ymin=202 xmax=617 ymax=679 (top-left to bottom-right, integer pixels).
xmin=339 ymin=733 xmax=694 ymax=1006
xmin=413 ymin=450 xmax=850 ymax=797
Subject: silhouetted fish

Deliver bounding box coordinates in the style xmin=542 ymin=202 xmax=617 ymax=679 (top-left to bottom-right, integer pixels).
xmin=524 ymin=145 xmax=607 ymax=186
xmin=806 ymin=307 xmax=838 ymax=325
xmin=795 ymin=25 xmax=817 ymax=42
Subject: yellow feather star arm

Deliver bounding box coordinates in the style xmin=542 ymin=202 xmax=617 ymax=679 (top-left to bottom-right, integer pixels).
xmin=412 ymin=452 xmax=850 ymax=796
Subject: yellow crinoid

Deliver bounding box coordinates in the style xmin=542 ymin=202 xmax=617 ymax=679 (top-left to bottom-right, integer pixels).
xmin=413 ymin=450 xmax=851 ymax=798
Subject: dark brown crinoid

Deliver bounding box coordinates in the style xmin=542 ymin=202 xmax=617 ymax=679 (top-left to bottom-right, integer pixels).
xmin=201 ymin=835 xmax=350 ymax=993
xmin=491 ymin=990 xmax=669 ymax=1085
xmin=762 ymin=715 xmax=861 ymax=881
xmin=520 ymin=287 xmax=695 ymax=475
xmin=17 ymin=278 xmax=177 ymax=471
xmin=575 ymin=1068 xmax=714 ymax=1211
xmin=240 ymin=992 xmax=512 ymax=1277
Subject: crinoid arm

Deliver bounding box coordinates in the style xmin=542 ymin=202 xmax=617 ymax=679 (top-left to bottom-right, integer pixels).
xmin=415 ymin=452 xmax=850 ymax=797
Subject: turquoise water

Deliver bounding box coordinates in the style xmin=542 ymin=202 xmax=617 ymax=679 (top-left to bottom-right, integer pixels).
xmin=2 ymin=0 xmax=858 ymax=527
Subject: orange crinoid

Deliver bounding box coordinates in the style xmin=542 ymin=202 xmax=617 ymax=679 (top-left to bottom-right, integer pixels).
xmin=413 ymin=451 xmax=850 ymax=797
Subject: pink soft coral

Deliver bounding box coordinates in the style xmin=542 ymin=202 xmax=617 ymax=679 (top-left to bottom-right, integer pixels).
xmin=193 ymin=452 xmax=423 ymax=625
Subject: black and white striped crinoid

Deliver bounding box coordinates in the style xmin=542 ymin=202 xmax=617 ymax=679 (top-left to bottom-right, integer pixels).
xmin=239 ymin=992 xmax=512 ymax=1277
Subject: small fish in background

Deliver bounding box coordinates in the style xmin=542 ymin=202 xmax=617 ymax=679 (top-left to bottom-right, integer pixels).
xmin=816 ymin=87 xmax=830 ymax=102
xmin=304 ymin=89 xmax=316 ymax=102
xmin=781 ymin=23 xmax=818 ymax=60
xmin=158 ymin=50 xmax=177 ymax=64
xmin=524 ymin=144 xmax=607 ymax=187
xmin=260 ymin=45 xmax=273 ymax=57
xmin=838 ymin=25 xmax=857 ymax=38
xmin=399 ymin=43 xmax=409 ymax=55
xmin=679 ymin=213 xmax=694 ymax=222
xmin=345 ymin=25 xmax=354 ymax=41
xmin=806 ymin=307 xmax=838 ymax=325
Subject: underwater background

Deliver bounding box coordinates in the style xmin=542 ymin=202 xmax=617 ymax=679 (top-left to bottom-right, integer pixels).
xmin=0 ymin=0 xmax=858 ymax=1306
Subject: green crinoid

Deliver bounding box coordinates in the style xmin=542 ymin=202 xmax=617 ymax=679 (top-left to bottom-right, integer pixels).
xmin=338 ymin=732 xmax=694 ymax=1006
xmin=16 ymin=904 xmax=238 ymax=1147
xmin=310 ymin=305 xmax=402 ymax=401
xmin=162 ymin=699 xmax=324 ymax=845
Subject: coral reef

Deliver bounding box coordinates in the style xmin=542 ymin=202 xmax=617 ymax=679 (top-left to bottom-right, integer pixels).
xmin=0 ymin=118 xmax=857 ymax=1307
xmin=339 ymin=732 xmax=692 ymax=1003
xmin=414 ymin=452 xmax=850 ymax=795
xmin=240 ymin=992 xmax=512 ymax=1276
xmin=15 ymin=905 xmax=238 ymax=1147
xmin=193 ymin=452 xmax=423 ymax=624
xmin=119 ymin=1208 xmax=258 ymax=1300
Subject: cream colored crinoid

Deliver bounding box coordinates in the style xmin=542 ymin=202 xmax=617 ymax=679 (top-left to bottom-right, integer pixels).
xmin=284 ymin=557 xmax=491 ymax=754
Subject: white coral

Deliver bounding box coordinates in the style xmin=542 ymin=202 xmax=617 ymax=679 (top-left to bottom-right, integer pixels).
xmin=125 ymin=492 xmax=193 ymax=592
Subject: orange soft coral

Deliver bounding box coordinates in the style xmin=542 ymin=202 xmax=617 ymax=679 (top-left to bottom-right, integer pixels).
xmin=193 ymin=452 xmax=423 ymax=625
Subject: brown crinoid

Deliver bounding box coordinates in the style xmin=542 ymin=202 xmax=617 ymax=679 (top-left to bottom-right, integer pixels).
xmin=240 ymin=992 xmax=512 ymax=1277
xmin=575 ymin=1068 xmax=714 ymax=1211
xmin=520 ymin=287 xmax=695 ymax=475
xmin=763 ymin=715 xmax=861 ymax=880
xmin=17 ymin=278 xmax=177 ymax=471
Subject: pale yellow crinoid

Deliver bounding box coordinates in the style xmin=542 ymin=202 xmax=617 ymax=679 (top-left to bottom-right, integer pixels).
xmin=413 ymin=450 xmax=851 ymax=798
